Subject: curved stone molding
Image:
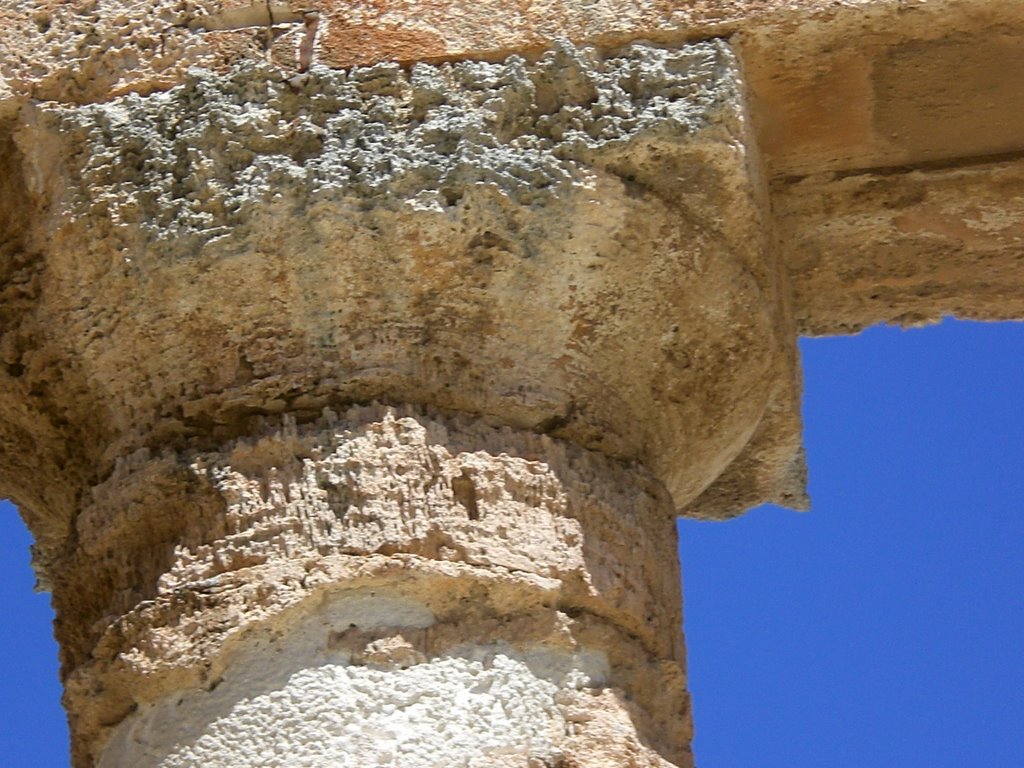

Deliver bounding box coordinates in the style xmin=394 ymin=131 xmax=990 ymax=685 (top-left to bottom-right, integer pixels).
xmin=6 ymin=40 xmax=803 ymax=565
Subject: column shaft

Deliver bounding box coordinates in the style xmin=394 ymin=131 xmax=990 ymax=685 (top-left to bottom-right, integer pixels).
xmin=60 ymin=406 xmax=690 ymax=767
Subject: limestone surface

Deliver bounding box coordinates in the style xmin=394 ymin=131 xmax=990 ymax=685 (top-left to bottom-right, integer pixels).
xmin=99 ymin=592 xmax=612 ymax=768
xmin=0 ymin=1 xmax=942 ymax=107
xmin=5 ymin=2 xmax=1024 ymax=767
xmin=2 ymin=39 xmax=803 ymax=588
xmin=777 ymin=159 xmax=1024 ymax=333
xmin=62 ymin=406 xmax=691 ymax=767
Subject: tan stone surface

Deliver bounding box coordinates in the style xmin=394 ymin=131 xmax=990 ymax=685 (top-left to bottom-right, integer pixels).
xmin=0 ymin=34 xmax=804 ymax=766
xmin=1 ymin=39 xmax=803 ymax=566
xmin=5 ymin=0 xmax=1023 ymax=343
xmin=0 ymin=1 xmax=884 ymax=105
xmin=4 ymin=1 xmax=1024 ymax=765
xmin=777 ymin=158 xmax=1024 ymax=334
xmin=741 ymin=0 xmax=1024 ymax=177
xmin=735 ymin=1 xmax=1024 ymax=331
xmin=2 ymin=1 xmax=1012 ymax=118
xmin=59 ymin=406 xmax=691 ymax=767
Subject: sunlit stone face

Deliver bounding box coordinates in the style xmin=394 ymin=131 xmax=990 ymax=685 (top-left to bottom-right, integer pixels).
xmin=98 ymin=592 xmax=608 ymax=768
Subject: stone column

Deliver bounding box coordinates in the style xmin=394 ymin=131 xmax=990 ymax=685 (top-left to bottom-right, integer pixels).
xmin=76 ymin=406 xmax=689 ymax=767
xmin=0 ymin=24 xmax=804 ymax=768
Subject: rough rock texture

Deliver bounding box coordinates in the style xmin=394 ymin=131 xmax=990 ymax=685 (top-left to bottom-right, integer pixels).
xmin=0 ymin=1 xmax=946 ymax=107
xmin=4 ymin=38 xmax=803 ymax=582
xmin=62 ymin=406 xmax=690 ymax=767
xmin=735 ymin=0 xmax=1024 ymax=333
xmin=4 ymin=1 xmax=1024 ymax=766
xmin=777 ymin=159 xmax=1024 ymax=334
xmin=1 ymin=34 xmax=799 ymax=768
xmin=101 ymin=618 xmax=618 ymax=768
xmin=5 ymin=2 xmax=1024 ymax=343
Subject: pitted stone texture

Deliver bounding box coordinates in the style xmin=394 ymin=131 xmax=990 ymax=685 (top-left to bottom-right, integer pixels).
xmin=38 ymin=43 xmax=745 ymax=244
xmin=98 ymin=591 xmax=628 ymax=768
xmin=776 ymin=159 xmax=1024 ymax=334
xmin=6 ymin=40 xmax=803 ymax=569
xmin=0 ymin=0 xmax=908 ymax=107
xmin=66 ymin=406 xmax=681 ymax=663
xmin=105 ymin=653 xmax=586 ymax=768
xmin=0 ymin=0 xmax=286 ymax=106
xmin=57 ymin=406 xmax=691 ymax=767
xmin=0 ymin=125 xmax=86 ymax=573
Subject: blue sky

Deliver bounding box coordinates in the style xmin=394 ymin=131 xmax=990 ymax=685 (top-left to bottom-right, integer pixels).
xmin=680 ymin=320 xmax=1024 ymax=768
xmin=1 ymin=318 xmax=1022 ymax=766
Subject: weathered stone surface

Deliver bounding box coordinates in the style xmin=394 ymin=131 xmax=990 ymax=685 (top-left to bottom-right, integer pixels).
xmin=6 ymin=1 xmax=1024 ymax=353
xmin=60 ymin=406 xmax=690 ymax=767
xmin=737 ymin=0 xmax=1024 ymax=331
xmin=777 ymin=159 xmax=1024 ymax=334
xmin=5 ymin=1 xmax=1024 ymax=766
xmin=100 ymin=600 xmax=620 ymax=768
xmin=0 ymin=1 xmax=918 ymax=107
xmin=741 ymin=0 xmax=1024 ymax=177
xmin=2 ymin=33 xmax=801 ymax=767
xmin=7 ymin=0 xmax=1023 ymax=182
xmin=3 ymin=39 xmax=802 ymax=577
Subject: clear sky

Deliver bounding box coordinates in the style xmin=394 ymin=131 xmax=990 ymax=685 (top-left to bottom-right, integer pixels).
xmin=0 ymin=318 xmax=1021 ymax=767
xmin=680 ymin=320 xmax=1024 ymax=768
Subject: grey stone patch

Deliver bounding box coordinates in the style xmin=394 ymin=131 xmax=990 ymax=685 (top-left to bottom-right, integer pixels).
xmin=42 ymin=40 xmax=741 ymax=249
